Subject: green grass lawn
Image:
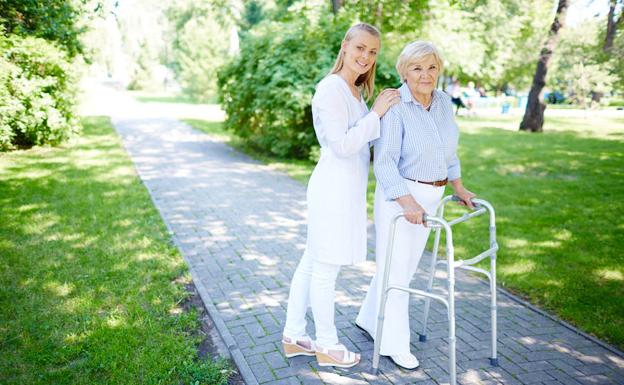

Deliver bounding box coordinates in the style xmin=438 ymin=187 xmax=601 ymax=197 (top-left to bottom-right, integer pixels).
xmin=185 ymin=115 xmax=624 ymax=350
xmin=0 ymin=117 xmax=230 ymax=384
xmin=129 ymin=92 xmax=217 ymax=105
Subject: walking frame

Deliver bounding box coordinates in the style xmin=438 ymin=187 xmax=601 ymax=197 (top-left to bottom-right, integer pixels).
xmin=371 ymin=195 xmax=499 ymax=385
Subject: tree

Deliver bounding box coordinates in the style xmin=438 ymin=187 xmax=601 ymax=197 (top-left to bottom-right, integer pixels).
xmin=331 ymin=0 xmax=343 ymax=13
xmin=421 ymin=0 xmax=552 ymax=92
xmin=0 ymin=0 xmax=90 ymax=57
xmin=167 ymin=0 xmax=233 ymax=101
xmin=519 ymin=0 xmax=569 ymax=132
xmin=339 ymin=0 xmax=429 ymax=33
xmin=550 ymin=20 xmax=616 ymax=107
xmin=604 ymin=0 xmax=623 ymax=53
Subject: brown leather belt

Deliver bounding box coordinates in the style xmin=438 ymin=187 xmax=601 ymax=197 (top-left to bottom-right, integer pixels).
xmin=406 ymin=177 xmax=448 ymax=187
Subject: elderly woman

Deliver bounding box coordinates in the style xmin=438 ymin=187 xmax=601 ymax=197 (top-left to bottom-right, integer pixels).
xmin=355 ymin=41 xmax=475 ymax=370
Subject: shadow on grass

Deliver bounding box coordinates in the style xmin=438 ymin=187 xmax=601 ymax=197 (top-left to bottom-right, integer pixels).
xmin=435 ymin=127 xmax=624 ymax=348
xmin=0 ymin=117 xmax=229 ymax=385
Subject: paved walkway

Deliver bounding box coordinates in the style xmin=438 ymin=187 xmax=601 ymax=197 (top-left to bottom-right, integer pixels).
xmin=112 ymin=116 xmax=624 ymax=385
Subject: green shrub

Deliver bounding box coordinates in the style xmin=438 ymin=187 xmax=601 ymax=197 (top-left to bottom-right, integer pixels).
xmin=0 ymin=33 xmax=80 ymax=150
xmin=217 ymin=15 xmax=399 ymax=160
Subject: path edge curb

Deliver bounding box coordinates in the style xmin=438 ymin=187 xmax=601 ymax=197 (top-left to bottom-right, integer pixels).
xmin=113 ymin=120 xmax=260 ymax=385
xmin=145 ymin=185 xmax=259 ymax=385
xmin=478 ymin=278 xmax=624 ymax=359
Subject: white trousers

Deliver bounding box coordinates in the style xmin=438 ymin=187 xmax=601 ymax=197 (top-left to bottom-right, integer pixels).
xmin=283 ymin=250 xmax=341 ymax=347
xmin=356 ymin=180 xmax=444 ymax=355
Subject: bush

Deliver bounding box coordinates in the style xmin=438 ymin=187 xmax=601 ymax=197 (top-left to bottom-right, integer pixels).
xmin=217 ymin=15 xmax=399 ymax=160
xmin=0 ymin=33 xmax=80 ymax=150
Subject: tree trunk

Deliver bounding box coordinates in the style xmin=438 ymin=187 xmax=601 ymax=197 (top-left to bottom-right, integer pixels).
xmin=331 ymin=0 xmax=343 ymax=14
xmin=604 ymin=0 xmax=623 ymax=53
xmin=519 ymin=0 xmax=569 ymax=132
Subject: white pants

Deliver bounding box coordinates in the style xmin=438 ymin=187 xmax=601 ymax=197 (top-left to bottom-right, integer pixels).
xmin=356 ymin=180 xmax=444 ymax=355
xmin=283 ymin=250 xmax=341 ymax=347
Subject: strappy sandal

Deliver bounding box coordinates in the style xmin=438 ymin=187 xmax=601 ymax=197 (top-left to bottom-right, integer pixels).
xmin=282 ymin=335 xmax=315 ymax=358
xmin=315 ymin=343 xmax=360 ymax=368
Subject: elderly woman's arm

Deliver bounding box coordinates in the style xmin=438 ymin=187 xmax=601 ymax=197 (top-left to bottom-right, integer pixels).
xmin=374 ymin=109 xmax=427 ymax=225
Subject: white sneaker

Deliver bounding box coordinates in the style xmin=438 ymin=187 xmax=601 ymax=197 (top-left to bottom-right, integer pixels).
xmin=389 ymin=353 xmax=420 ymax=370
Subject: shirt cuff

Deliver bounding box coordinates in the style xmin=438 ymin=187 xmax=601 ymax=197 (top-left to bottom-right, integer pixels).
xmin=383 ymin=182 xmax=410 ymax=201
xmin=447 ymin=165 xmax=461 ymax=181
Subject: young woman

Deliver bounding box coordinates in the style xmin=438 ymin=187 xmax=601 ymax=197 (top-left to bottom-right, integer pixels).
xmin=282 ymin=23 xmax=400 ymax=368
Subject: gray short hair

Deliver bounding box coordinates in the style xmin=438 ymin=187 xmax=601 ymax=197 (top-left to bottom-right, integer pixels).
xmin=395 ymin=41 xmax=444 ymax=82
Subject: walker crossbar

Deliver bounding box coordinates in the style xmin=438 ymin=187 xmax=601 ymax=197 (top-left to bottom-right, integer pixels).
xmin=371 ymin=196 xmax=498 ymax=385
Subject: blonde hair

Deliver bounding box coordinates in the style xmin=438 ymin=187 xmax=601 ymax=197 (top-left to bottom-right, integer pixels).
xmin=395 ymin=41 xmax=444 ymax=83
xmin=328 ymin=23 xmax=381 ymax=101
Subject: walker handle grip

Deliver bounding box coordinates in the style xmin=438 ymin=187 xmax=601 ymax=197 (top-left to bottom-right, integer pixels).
xmin=451 ymin=195 xmax=481 ymax=209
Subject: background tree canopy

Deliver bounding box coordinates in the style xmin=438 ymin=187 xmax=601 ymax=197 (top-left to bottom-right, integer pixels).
xmin=209 ymin=0 xmax=622 ymax=157
xmin=0 ymin=0 xmax=89 ymax=150
xmin=0 ymin=0 xmax=90 ymax=57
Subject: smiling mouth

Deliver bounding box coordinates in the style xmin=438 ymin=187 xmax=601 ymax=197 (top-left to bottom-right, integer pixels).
xmin=356 ymin=60 xmax=368 ymax=68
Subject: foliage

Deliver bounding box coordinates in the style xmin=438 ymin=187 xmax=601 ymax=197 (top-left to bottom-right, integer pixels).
xmin=420 ymin=0 xmax=552 ymax=91
xmin=217 ymin=9 xmax=401 ymax=159
xmin=0 ymin=116 xmax=232 ymax=384
xmin=598 ymin=11 xmax=624 ymax=92
xmin=0 ymin=33 xmax=80 ymax=151
xmin=0 ymin=0 xmax=89 ymax=57
xmin=549 ymin=20 xmax=617 ymax=107
xmin=339 ymin=0 xmax=429 ymax=33
xmin=218 ymin=15 xmax=340 ymax=159
xmin=167 ymin=0 xmax=233 ymax=101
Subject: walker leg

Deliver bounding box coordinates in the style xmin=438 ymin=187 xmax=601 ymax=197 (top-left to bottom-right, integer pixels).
xmin=448 ymin=274 xmax=457 ymax=385
xmin=420 ymin=227 xmax=442 ymax=342
xmin=489 ymin=240 xmax=498 ymax=366
xmin=372 ymin=290 xmax=389 ymax=375
xmin=373 ymin=220 xmax=400 ymax=375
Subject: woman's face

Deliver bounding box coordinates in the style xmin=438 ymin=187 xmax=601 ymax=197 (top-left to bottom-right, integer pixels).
xmin=341 ymin=31 xmax=379 ymax=76
xmin=405 ymin=54 xmax=440 ymax=97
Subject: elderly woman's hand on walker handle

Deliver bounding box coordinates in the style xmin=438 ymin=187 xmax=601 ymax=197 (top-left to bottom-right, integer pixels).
xmin=371 ymin=89 xmax=401 ymax=118
xmin=450 ymin=179 xmax=476 ymax=209
xmin=395 ymin=195 xmax=427 ymax=226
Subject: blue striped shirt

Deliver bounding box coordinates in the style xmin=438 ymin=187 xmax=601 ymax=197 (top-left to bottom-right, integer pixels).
xmin=374 ymin=82 xmax=461 ymax=200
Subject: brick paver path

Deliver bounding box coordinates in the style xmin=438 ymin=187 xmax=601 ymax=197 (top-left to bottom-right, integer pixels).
xmin=113 ymin=117 xmax=624 ymax=385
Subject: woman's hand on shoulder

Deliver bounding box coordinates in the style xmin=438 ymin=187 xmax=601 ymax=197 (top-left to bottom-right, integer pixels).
xmin=372 ymin=88 xmax=401 ymax=118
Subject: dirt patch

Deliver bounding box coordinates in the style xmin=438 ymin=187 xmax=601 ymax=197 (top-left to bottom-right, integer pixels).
xmin=183 ymin=282 xmax=245 ymax=385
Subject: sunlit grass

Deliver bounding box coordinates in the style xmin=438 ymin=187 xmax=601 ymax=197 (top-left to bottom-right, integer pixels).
xmin=186 ymin=114 xmax=624 ymax=349
xmin=0 ymin=117 xmax=230 ymax=385
xmin=129 ymin=91 xmax=218 ymax=105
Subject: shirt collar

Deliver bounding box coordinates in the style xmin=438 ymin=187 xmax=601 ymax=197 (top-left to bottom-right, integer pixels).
xmin=399 ymin=82 xmax=437 ymax=108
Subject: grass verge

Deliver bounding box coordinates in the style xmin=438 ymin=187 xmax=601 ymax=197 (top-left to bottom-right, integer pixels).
xmin=185 ymin=115 xmax=624 ymax=350
xmin=0 ymin=117 xmax=231 ymax=384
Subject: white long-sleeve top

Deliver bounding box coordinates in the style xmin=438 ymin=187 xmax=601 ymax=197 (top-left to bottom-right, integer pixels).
xmin=305 ymin=74 xmax=380 ymax=265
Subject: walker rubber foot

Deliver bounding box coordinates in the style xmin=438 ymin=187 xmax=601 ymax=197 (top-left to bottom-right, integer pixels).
xmin=489 ymin=357 xmax=499 ymax=366
xmin=418 ymin=334 xmax=427 ymax=342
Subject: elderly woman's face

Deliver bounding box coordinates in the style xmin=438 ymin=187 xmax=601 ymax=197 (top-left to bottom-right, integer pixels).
xmin=405 ymin=54 xmax=439 ymax=97
xmin=341 ymin=31 xmax=380 ymax=76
